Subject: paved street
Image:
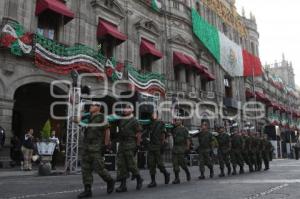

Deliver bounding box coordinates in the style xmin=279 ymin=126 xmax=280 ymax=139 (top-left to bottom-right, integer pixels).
xmin=0 ymin=159 xmax=300 ymax=199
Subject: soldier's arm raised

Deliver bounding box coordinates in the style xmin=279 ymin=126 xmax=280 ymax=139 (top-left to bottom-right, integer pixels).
xmin=104 ymin=127 xmax=111 ymax=146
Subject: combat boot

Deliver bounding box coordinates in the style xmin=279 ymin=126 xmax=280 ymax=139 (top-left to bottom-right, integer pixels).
xmin=232 ymin=167 xmax=237 ymax=175
xmin=219 ymin=168 xmax=225 ymax=177
xmin=135 ymin=174 xmax=144 ymax=190
xmin=106 ymin=179 xmax=115 ymax=194
xmin=184 ymin=168 xmax=191 ymax=181
xmin=163 ymin=171 xmax=170 ymax=184
xmin=209 ymin=167 xmax=214 ymax=178
xmin=77 ymin=184 xmax=92 ymax=198
xmin=147 ymin=175 xmax=157 ymax=188
xmin=172 ymin=172 xmax=180 ymax=184
xmin=239 ymin=166 xmax=244 ymax=174
xmin=198 ymin=172 xmax=205 ymax=180
xmin=116 ymin=179 xmax=127 ymax=193
xmin=226 ymin=165 xmax=231 ymax=175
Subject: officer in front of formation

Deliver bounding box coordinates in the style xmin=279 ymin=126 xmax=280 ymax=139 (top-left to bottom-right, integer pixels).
xmin=255 ymin=133 xmax=263 ymax=171
xmin=197 ymin=121 xmax=214 ymax=179
xmin=146 ymin=112 xmax=170 ymax=188
xmin=230 ymin=130 xmax=244 ymax=175
xmin=216 ymin=125 xmax=231 ymax=177
xmin=115 ymin=105 xmax=143 ymax=192
xmin=261 ymin=134 xmax=272 ymax=170
xmin=77 ymin=102 xmax=115 ymax=199
xmin=171 ymin=118 xmax=191 ymax=184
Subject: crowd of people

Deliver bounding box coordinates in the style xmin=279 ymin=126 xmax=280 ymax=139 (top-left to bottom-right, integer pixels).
xmin=9 ymin=129 xmax=60 ymax=171
xmin=76 ymin=103 xmax=274 ymax=199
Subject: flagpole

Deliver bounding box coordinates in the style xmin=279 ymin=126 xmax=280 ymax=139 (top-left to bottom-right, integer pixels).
xmin=252 ymin=61 xmax=258 ymax=133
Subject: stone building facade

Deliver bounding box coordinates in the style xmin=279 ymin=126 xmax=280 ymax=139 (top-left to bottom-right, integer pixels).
xmin=0 ymin=0 xmax=268 ymax=156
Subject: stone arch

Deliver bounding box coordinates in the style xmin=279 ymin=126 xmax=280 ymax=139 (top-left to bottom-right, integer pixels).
xmin=0 ymin=78 xmax=5 ymax=98
xmin=6 ymin=74 xmax=69 ymax=100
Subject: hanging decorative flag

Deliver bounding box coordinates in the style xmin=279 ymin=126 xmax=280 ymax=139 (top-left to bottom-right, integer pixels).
xmin=148 ymin=0 xmax=162 ymax=12
xmin=126 ymin=64 xmax=165 ymax=96
xmin=105 ymin=58 xmax=124 ymax=82
xmin=0 ymin=22 xmax=33 ymax=56
xmin=191 ymin=8 xmax=262 ymax=77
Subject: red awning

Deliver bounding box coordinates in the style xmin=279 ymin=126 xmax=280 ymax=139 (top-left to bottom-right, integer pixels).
xmin=202 ymin=67 xmax=215 ymax=81
xmin=140 ymin=39 xmax=163 ymax=60
xmin=246 ymin=89 xmax=255 ymax=98
xmin=185 ymin=55 xmax=205 ymax=73
xmin=173 ymin=51 xmax=191 ymax=66
xmin=35 ymin=0 xmax=74 ymax=24
xmin=97 ymin=20 xmax=127 ymax=45
xmin=255 ymin=91 xmax=270 ymax=103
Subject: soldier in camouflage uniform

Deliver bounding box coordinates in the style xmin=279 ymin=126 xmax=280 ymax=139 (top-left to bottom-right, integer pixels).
xmin=255 ymin=133 xmax=263 ymax=171
xmin=116 ymin=105 xmax=143 ymax=192
xmin=249 ymin=132 xmax=258 ymax=172
xmin=230 ymin=131 xmax=244 ymax=175
xmin=216 ymin=125 xmax=231 ymax=177
xmin=146 ymin=112 xmax=170 ymax=188
xmin=198 ymin=122 xmax=214 ymax=179
xmin=261 ymin=134 xmax=272 ymax=170
xmin=171 ymin=119 xmax=191 ymax=184
xmin=78 ymin=102 xmax=115 ymax=198
xmin=242 ymin=131 xmax=253 ymax=172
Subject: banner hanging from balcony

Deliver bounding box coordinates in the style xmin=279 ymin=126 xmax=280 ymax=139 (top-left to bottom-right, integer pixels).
xmin=127 ymin=64 xmax=165 ymax=95
xmin=191 ymin=8 xmax=262 ymax=77
xmin=34 ymin=34 xmax=123 ymax=80
xmin=0 ymin=21 xmax=33 ymax=56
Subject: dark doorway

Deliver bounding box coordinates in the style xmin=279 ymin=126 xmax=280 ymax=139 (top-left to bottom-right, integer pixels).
xmin=12 ymin=83 xmax=67 ymax=140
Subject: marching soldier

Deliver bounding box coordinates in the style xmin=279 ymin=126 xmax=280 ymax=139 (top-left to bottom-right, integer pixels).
xmin=242 ymin=131 xmax=253 ymax=172
xmin=249 ymin=132 xmax=258 ymax=171
xmin=171 ymin=118 xmax=191 ymax=184
xmin=77 ymin=102 xmax=115 ymax=198
xmin=116 ymin=105 xmax=143 ymax=192
xmin=216 ymin=125 xmax=231 ymax=177
xmin=230 ymin=131 xmax=244 ymax=175
xmin=146 ymin=112 xmax=170 ymax=188
xmin=262 ymin=134 xmax=272 ymax=170
xmin=255 ymin=133 xmax=263 ymax=171
xmin=197 ymin=122 xmax=214 ymax=179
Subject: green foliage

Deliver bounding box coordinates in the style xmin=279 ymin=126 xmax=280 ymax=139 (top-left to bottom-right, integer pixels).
xmin=41 ymin=120 xmax=51 ymax=140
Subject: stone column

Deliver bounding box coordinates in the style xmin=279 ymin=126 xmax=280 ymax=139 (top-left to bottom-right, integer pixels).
xmin=0 ymin=97 xmax=14 ymax=147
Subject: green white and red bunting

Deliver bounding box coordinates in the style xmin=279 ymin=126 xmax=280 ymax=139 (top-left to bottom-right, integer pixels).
xmin=0 ymin=22 xmax=33 ymax=56
xmin=34 ymin=34 xmax=123 ymax=81
xmin=127 ymin=64 xmax=165 ymax=95
xmin=191 ymin=8 xmax=262 ymax=77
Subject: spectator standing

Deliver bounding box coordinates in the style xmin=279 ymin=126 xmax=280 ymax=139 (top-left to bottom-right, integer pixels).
xmin=21 ymin=129 xmax=34 ymax=171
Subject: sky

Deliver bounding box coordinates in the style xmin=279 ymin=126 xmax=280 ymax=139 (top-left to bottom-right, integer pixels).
xmin=235 ymin=0 xmax=300 ymax=87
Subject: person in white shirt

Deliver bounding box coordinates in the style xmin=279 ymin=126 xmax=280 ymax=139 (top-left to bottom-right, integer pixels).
xmin=50 ymin=130 xmax=60 ymax=170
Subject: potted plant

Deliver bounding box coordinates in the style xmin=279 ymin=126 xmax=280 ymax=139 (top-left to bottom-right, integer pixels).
xmin=37 ymin=120 xmax=56 ymax=176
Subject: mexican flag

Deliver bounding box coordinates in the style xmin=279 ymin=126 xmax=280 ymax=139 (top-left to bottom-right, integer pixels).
xmin=150 ymin=0 xmax=162 ymax=11
xmin=191 ymin=8 xmax=262 ymax=77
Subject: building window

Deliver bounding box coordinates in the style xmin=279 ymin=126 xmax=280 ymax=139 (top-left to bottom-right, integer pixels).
xmin=173 ymin=1 xmax=179 ymax=10
xmin=201 ymin=79 xmax=207 ymax=91
xmin=224 ymin=77 xmax=233 ymax=98
xmin=222 ymin=22 xmax=227 ymax=35
xmin=186 ymin=69 xmax=190 ymax=83
xmin=251 ymin=42 xmax=255 ymax=55
xmin=37 ymin=13 xmax=59 ymax=40
xmin=141 ymin=56 xmax=152 ymax=73
xmin=99 ymin=39 xmax=114 ymax=58
xmin=196 ymin=2 xmax=200 ymax=13
xmin=174 ymin=67 xmax=181 ymax=82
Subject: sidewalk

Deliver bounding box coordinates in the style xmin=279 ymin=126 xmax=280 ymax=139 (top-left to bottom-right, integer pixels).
xmin=0 ymin=166 xmax=65 ymax=178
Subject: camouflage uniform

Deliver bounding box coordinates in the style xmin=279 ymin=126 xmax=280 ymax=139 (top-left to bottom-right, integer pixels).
xmin=262 ymin=137 xmax=272 ymax=170
xmin=198 ymin=131 xmax=214 ymax=178
xmin=79 ymin=113 xmax=114 ymax=198
xmin=243 ymin=134 xmax=254 ymax=172
xmin=146 ymin=120 xmax=170 ymax=187
xmin=217 ymin=132 xmax=231 ymax=176
xmin=230 ymin=133 xmax=244 ymax=175
xmin=249 ymin=134 xmax=258 ymax=171
xmin=255 ymin=136 xmax=263 ymax=171
xmin=171 ymin=125 xmax=191 ymax=184
xmin=116 ymin=116 xmax=143 ymax=192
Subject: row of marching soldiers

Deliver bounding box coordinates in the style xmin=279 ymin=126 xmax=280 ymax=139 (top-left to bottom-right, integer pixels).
xmin=76 ymin=103 xmax=273 ymax=198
